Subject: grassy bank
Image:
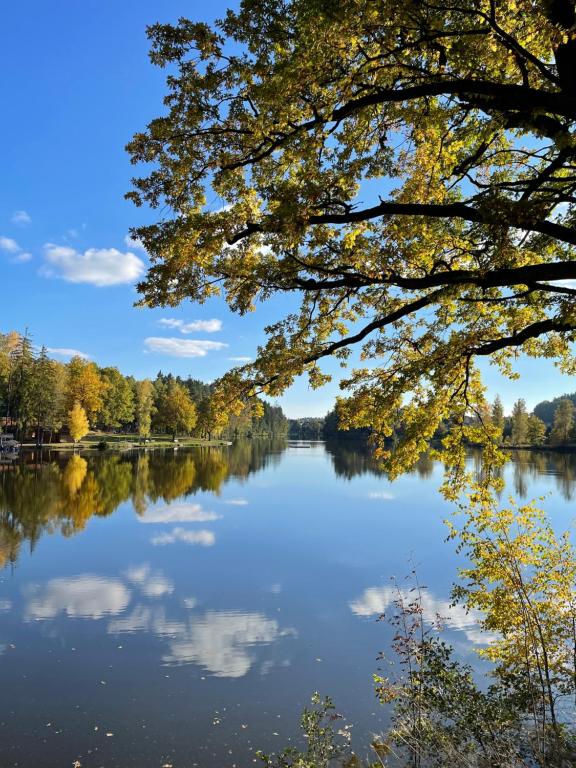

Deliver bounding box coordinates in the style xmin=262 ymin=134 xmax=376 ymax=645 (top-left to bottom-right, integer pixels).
xmin=20 ymin=432 xmax=230 ymax=452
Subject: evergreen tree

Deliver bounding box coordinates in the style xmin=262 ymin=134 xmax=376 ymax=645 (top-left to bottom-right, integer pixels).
xmin=511 ymin=399 xmax=529 ymax=445
xmin=10 ymin=330 xmax=35 ymax=436
xmin=527 ymin=414 xmax=546 ymax=446
xmin=27 ymin=347 xmax=59 ymax=444
xmin=550 ymin=398 xmax=575 ymax=445
xmin=491 ymin=395 xmax=505 ymax=438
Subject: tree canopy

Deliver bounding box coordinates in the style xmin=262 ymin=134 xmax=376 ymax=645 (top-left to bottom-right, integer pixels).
xmin=128 ymin=0 xmax=576 ymax=469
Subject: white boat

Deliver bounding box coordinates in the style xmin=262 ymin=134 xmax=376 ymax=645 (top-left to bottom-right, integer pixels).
xmin=0 ymin=434 xmax=21 ymax=455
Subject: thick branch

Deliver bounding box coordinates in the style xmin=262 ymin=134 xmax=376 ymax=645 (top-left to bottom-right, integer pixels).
xmin=292 ymin=261 xmax=576 ymax=292
xmin=229 ymin=201 xmax=576 ymax=247
xmin=472 ymin=318 xmax=575 ymax=355
xmin=221 ymin=80 xmax=576 ymax=172
xmin=300 ymin=291 xmax=442 ymax=365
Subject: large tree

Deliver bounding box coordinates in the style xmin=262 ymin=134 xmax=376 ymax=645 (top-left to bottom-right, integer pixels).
xmin=128 ymin=0 xmax=576 ymax=467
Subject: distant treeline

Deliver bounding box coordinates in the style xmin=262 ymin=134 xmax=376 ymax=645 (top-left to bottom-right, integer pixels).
xmin=290 ymin=392 xmax=576 ymax=449
xmin=289 ymin=410 xmax=370 ymax=442
xmin=0 ymin=330 xmax=288 ymax=443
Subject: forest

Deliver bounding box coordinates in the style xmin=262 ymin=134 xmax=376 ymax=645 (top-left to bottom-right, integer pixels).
xmin=0 ymin=330 xmax=288 ymax=444
xmin=290 ymin=394 xmax=576 ymax=449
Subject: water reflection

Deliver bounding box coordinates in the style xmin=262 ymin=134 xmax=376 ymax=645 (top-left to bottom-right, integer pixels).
xmin=350 ymin=585 xmax=495 ymax=646
xmin=325 ymin=440 xmax=435 ymax=481
xmin=4 ymin=441 xmax=576 ymax=573
xmin=0 ymin=437 xmax=286 ymax=569
xmin=326 ymin=440 xmax=576 ymax=501
xmin=2 ymin=439 xmax=576 ymax=767
xmin=158 ymin=610 xmax=295 ymax=677
xmin=24 ymin=575 xmax=131 ymax=620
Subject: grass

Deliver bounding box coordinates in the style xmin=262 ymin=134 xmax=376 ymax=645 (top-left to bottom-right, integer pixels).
xmin=21 ymin=431 xmax=229 ymax=452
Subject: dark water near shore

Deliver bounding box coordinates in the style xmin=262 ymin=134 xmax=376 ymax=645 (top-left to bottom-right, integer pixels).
xmin=0 ymin=442 xmax=575 ymax=767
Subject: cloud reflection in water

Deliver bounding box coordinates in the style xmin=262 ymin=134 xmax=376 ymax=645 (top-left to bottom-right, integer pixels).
xmin=350 ymin=586 xmax=496 ymax=645
xmin=138 ymin=503 xmax=221 ymax=524
xmin=24 ymin=576 xmax=131 ymax=620
xmin=150 ymin=528 xmax=215 ymax=547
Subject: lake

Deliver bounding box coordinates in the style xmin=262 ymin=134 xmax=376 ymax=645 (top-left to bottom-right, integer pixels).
xmin=1 ymin=441 xmax=575 ymax=767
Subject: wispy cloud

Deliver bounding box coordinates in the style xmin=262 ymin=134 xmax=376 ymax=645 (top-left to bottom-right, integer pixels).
xmin=159 ymin=318 xmax=223 ymax=334
xmin=151 ymin=527 xmax=216 ymax=547
xmin=42 ymin=244 xmax=145 ymax=286
xmin=229 ymin=356 xmax=252 ymax=363
xmin=368 ymin=491 xmax=395 ymax=500
xmin=11 ymin=210 xmax=31 ymax=225
xmin=223 ymin=498 xmax=249 ymax=506
xmin=144 ymin=337 xmax=228 ymax=358
xmin=46 ymin=347 xmax=91 ymax=360
xmin=0 ymin=235 xmax=32 ymax=263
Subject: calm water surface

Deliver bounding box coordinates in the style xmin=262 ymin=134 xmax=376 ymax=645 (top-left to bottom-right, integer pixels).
xmin=0 ymin=441 xmax=575 ymax=767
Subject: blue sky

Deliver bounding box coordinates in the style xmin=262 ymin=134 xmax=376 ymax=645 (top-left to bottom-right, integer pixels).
xmin=0 ymin=1 xmax=572 ymax=417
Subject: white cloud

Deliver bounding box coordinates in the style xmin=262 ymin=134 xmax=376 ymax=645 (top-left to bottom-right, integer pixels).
xmin=0 ymin=236 xmax=32 ymax=263
xmin=144 ymin=337 xmax=228 ymax=358
xmin=368 ymin=491 xmax=395 ymax=500
xmin=11 ymin=210 xmax=31 ymax=225
xmin=158 ymin=318 xmax=223 ymax=334
xmin=0 ymin=236 xmax=21 ymax=253
xmin=229 ymin=356 xmax=252 ymax=363
xmin=223 ymin=498 xmax=249 ymax=506
xmin=124 ymin=234 xmax=146 ymax=251
xmin=138 ymin=503 xmax=220 ymax=524
xmin=124 ymin=563 xmax=174 ymax=598
xmin=151 ymin=528 xmax=216 ymax=547
xmin=42 ymin=243 xmax=145 ymax=286
xmin=24 ymin=576 xmax=131 ymax=620
xmin=46 ymin=347 xmax=91 ymax=360
xmin=162 ymin=611 xmax=290 ymax=677
xmin=350 ymin=586 xmax=497 ymax=645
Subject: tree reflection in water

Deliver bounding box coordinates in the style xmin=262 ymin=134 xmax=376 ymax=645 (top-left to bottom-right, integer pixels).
xmin=325 ymin=440 xmax=576 ymax=501
xmin=2 ymin=439 xmax=575 ymax=570
xmin=0 ymin=436 xmax=287 ymax=569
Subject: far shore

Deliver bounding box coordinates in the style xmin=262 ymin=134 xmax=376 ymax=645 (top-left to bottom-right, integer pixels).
xmin=17 ymin=432 xmax=231 ymax=453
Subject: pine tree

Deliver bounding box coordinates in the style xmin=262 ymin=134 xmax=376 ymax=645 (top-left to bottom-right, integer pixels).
xmin=550 ymin=398 xmax=575 ymax=446
xmin=511 ymin=399 xmax=529 ymax=446
xmin=527 ymin=414 xmax=546 ymax=446
xmin=491 ymin=396 xmax=505 ymax=439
